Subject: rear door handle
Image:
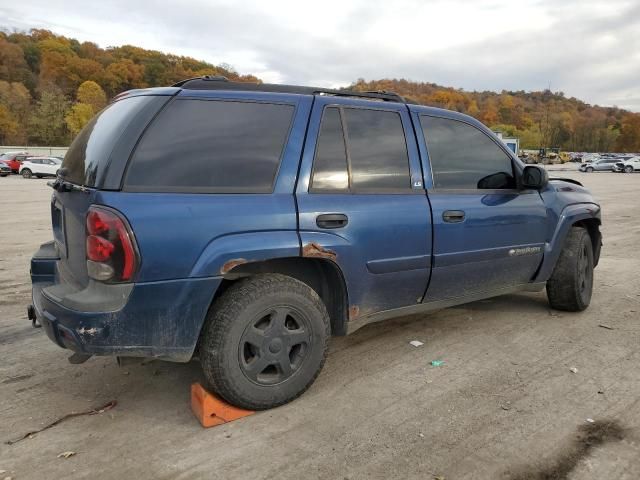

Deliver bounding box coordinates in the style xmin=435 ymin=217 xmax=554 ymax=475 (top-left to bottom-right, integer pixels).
xmin=316 ymin=213 xmax=348 ymax=229
xmin=443 ymin=210 xmax=465 ymax=223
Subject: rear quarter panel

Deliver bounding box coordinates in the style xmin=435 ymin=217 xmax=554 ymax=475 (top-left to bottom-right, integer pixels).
xmin=98 ymin=92 xmax=313 ymax=282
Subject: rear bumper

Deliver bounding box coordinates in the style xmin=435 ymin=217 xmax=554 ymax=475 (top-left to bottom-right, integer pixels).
xmin=30 ymin=241 xmax=221 ymax=362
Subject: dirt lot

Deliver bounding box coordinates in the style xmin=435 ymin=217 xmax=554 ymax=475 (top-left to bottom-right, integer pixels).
xmin=1 ymin=170 xmax=639 ymax=479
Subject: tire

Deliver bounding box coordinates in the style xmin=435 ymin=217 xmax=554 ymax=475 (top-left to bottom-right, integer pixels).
xmin=200 ymin=274 xmax=330 ymax=410
xmin=546 ymin=226 xmax=594 ymax=311
xmin=0 ymin=174 xmax=7 ymax=177
xmin=586 ymin=167 xmax=594 ymax=173
xmin=625 ymin=166 xmax=634 ymax=173
xmin=21 ymin=169 xmax=32 ymax=179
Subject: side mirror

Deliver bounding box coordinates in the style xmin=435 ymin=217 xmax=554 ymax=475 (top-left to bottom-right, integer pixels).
xmin=521 ymin=165 xmax=548 ymax=189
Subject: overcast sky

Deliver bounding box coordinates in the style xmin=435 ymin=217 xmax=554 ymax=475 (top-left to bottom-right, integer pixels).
xmin=2 ymin=0 xmax=639 ymax=111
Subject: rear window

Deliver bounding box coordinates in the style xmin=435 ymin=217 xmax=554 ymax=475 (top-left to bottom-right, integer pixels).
xmin=62 ymin=96 xmax=156 ymax=186
xmin=124 ymin=99 xmax=294 ymax=193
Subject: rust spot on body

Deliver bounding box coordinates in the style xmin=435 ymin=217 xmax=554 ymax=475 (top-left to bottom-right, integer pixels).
xmin=220 ymin=258 xmax=248 ymax=274
xmin=349 ymin=305 xmax=360 ymax=320
xmin=302 ymin=243 xmax=337 ymax=261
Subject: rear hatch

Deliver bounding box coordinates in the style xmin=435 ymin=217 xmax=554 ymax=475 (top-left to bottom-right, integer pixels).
xmin=53 ymin=93 xmax=173 ymax=288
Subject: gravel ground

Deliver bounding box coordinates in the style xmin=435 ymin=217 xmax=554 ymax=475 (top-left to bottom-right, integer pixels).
xmin=1 ymin=171 xmax=639 ymax=480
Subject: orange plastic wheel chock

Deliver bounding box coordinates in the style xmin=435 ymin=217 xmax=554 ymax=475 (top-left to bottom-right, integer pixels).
xmin=190 ymin=383 xmax=255 ymax=428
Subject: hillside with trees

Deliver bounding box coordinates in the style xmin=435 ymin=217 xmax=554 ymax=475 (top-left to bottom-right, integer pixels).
xmin=350 ymin=79 xmax=640 ymax=152
xmin=1 ymin=29 xmax=639 ymax=152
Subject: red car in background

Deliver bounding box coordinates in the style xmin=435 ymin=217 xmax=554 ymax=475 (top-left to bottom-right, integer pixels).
xmin=0 ymin=152 xmax=30 ymax=173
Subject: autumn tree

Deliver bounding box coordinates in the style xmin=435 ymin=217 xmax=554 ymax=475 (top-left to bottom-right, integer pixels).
xmin=0 ymin=81 xmax=32 ymax=143
xmin=0 ymin=104 xmax=19 ymax=143
xmin=29 ymin=88 xmax=70 ymax=145
xmin=615 ymin=114 xmax=640 ymax=152
xmin=76 ymin=80 xmax=106 ymax=112
xmin=65 ymin=103 xmax=94 ymax=135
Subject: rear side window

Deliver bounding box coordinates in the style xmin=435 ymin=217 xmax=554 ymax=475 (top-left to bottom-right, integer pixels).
xmin=310 ymin=107 xmax=348 ymax=190
xmin=420 ymin=116 xmax=515 ymax=190
xmin=125 ymin=99 xmax=294 ymax=193
xmin=310 ymin=106 xmax=411 ymax=192
xmin=344 ymin=108 xmax=410 ymax=190
xmin=63 ymin=96 xmax=155 ymax=186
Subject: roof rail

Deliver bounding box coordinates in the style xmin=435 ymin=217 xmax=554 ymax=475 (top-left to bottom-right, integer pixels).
xmin=171 ymin=76 xmax=406 ymax=103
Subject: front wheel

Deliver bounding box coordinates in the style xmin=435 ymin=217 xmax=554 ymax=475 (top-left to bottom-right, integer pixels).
xmin=200 ymin=274 xmax=330 ymax=410
xmin=547 ymin=226 xmax=594 ymax=311
xmin=585 ymin=166 xmax=594 ymax=173
xmin=625 ymin=165 xmax=634 ymax=173
xmin=21 ymin=169 xmax=32 ymax=179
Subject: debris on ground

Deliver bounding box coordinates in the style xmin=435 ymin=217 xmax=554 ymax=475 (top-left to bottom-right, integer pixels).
xmin=430 ymin=360 xmax=445 ymax=367
xmin=5 ymin=400 xmax=117 ymax=445
xmin=409 ymin=340 xmax=424 ymax=347
xmin=598 ymin=390 xmax=604 ymax=394
xmin=57 ymin=451 xmax=76 ymax=459
xmin=418 ymin=433 xmax=425 ymax=438
xmin=586 ymin=418 xmax=595 ymax=423
xmin=569 ymin=367 xmax=578 ymax=374
xmin=598 ymin=324 xmax=615 ymax=330
xmin=501 ymin=401 xmax=512 ymax=411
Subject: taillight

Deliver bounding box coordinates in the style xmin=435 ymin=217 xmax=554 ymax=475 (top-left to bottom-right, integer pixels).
xmin=86 ymin=206 xmax=138 ymax=282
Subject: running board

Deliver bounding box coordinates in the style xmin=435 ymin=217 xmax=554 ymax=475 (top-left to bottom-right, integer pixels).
xmin=346 ymin=282 xmax=546 ymax=334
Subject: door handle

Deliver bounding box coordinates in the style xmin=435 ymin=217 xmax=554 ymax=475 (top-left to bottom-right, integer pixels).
xmin=443 ymin=210 xmax=465 ymax=223
xmin=316 ymin=213 xmax=348 ymax=229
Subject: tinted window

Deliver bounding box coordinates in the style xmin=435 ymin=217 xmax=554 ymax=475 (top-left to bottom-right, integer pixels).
xmin=63 ymin=96 xmax=155 ymax=186
xmin=421 ymin=116 xmax=515 ymax=189
xmin=310 ymin=107 xmax=348 ymax=190
xmin=125 ymin=99 xmax=294 ymax=192
xmin=344 ymin=108 xmax=410 ymax=190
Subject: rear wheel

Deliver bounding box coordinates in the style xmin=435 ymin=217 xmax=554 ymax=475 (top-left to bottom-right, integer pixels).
xmin=200 ymin=274 xmax=330 ymax=410
xmin=21 ymin=169 xmax=32 ymax=179
xmin=547 ymin=226 xmax=594 ymax=311
xmin=625 ymin=165 xmax=634 ymax=173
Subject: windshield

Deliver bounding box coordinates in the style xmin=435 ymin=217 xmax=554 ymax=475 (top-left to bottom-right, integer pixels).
xmin=61 ymin=96 xmax=155 ymax=186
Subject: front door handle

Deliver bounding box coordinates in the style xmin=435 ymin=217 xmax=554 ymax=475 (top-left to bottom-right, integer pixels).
xmin=316 ymin=213 xmax=348 ymax=229
xmin=443 ymin=210 xmax=465 ymax=223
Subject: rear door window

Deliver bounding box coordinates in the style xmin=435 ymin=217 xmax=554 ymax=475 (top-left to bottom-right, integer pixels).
xmin=125 ymin=99 xmax=294 ymax=193
xmin=310 ymin=106 xmax=411 ymax=192
xmin=310 ymin=107 xmax=349 ymax=190
xmin=344 ymin=108 xmax=410 ymax=190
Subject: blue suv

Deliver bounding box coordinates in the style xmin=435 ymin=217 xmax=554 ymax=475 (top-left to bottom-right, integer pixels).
xmin=29 ymin=76 xmax=602 ymax=409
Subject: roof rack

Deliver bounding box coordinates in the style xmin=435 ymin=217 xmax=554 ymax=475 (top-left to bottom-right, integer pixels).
xmin=171 ymin=76 xmax=406 ymax=103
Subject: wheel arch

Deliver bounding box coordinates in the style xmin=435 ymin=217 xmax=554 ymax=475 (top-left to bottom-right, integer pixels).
xmin=534 ymin=203 xmax=601 ymax=282
xmin=211 ymin=257 xmax=350 ymax=337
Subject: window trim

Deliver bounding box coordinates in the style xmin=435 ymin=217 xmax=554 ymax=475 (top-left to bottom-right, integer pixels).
xmin=309 ymin=104 xmax=419 ymax=195
xmin=420 ymin=113 xmax=521 ymax=193
xmin=122 ymin=97 xmax=296 ymax=194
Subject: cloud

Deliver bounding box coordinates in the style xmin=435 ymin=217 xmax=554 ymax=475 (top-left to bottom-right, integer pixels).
xmin=1 ymin=0 xmax=638 ymax=110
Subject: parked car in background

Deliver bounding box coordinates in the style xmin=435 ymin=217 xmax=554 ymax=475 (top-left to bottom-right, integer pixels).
xmin=0 ymin=160 xmax=11 ymax=177
xmin=613 ymin=156 xmax=640 ymax=173
xmin=19 ymin=157 xmax=62 ymax=179
xmin=0 ymin=152 xmax=29 ymax=173
xmin=579 ymin=158 xmax=618 ymax=172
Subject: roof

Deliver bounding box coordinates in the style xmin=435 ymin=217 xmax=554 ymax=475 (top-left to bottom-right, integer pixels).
xmin=172 ymin=76 xmax=406 ymax=103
